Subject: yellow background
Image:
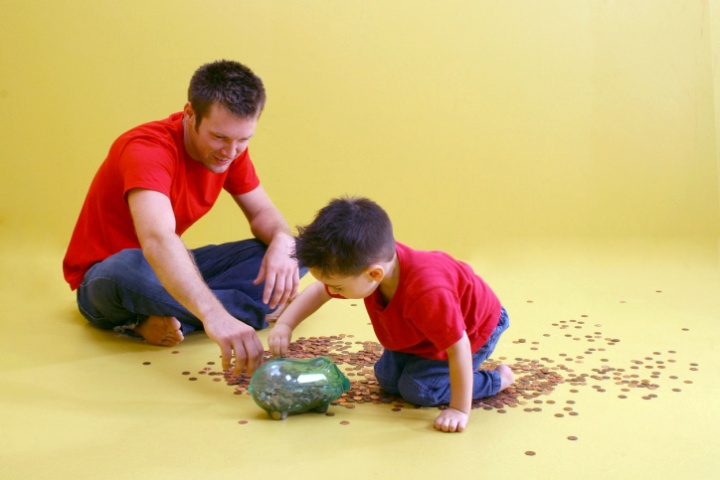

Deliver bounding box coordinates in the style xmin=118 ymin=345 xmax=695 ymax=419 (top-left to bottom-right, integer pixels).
xmin=1 ymin=2 xmax=719 ymax=479
xmin=2 ymin=1 xmax=719 ymax=250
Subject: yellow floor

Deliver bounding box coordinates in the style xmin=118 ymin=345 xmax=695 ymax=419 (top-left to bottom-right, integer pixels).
xmin=2 ymin=237 xmax=719 ymax=480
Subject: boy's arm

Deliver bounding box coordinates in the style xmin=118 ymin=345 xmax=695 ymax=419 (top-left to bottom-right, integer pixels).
xmin=268 ymin=281 xmax=332 ymax=356
xmin=434 ymin=332 xmax=473 ymax=432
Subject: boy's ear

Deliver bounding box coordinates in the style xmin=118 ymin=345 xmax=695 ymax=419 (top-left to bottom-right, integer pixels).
xmin=366 ymin=264 xmax=385 ymax=282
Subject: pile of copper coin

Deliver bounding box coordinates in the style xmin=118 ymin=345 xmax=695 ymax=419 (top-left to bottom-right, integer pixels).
xmin=183 ymin=318 xmax=697 ymax=418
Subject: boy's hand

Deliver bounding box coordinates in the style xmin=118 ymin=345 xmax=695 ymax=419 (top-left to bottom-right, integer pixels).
xmin=268 ymin=323 xmax=293 ymax=357
xmin=434 ymin=408 xmax=468 ymax=433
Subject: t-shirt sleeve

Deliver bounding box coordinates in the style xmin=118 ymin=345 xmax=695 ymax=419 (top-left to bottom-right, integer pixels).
xmin=323 ymin=284 xmax=346 ymax=299
xmin=405 ymin=288 xmax=466 ymax=353
xmin=119 ymin=138 xmax=175 ymax=198
xmin=223 ymin=148 xmax=261 ymax=195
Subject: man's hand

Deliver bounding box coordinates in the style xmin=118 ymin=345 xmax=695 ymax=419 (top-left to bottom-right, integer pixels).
xmin=268 ymin=323 xmax=293 ymax=357
xmin=202 ymin=312 xmax=264 ymax=375
xmin=254 ymin=232 xmax=299 ymax=309
xmin=434 ymin=407 xmax=469 ymax=433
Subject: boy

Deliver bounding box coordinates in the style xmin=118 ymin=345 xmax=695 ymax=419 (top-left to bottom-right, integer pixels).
xmin=269 ymin=196 xmax=513 ymax=433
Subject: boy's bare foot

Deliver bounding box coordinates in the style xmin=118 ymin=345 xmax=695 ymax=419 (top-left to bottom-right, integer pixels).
xmin=133 ymin=316 xmax=184 ymax=346
xmin=496 ymin=364 xmax=514 ymax=391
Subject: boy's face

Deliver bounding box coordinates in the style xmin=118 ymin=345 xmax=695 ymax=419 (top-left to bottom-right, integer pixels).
xmin=310 ymin=268 xmax=380 ymax=300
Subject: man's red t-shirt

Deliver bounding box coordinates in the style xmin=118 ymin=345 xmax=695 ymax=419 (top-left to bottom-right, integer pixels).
xmin=63 ymin=112 xmax=260 ymax=290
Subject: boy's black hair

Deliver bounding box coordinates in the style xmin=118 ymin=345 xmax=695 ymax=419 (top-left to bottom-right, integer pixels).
xmin=188 ymin=60 xmax=266 ymax=130
xmin=296 ymin=196 xmax=396 ymax=277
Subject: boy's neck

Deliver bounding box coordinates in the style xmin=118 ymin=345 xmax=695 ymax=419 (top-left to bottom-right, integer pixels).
xmin=377 ymin=253 xmax=400 ymax=303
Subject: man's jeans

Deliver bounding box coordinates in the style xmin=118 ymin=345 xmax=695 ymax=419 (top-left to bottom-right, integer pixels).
xmin=374 ymin=307 xmax=510 ymax=406
xmin=77 ymin=240 xmax=288 ymax=336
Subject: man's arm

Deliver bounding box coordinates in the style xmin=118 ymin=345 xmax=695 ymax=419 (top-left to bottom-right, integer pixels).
xmin=128 ymin=188 xmax=264 ymax=374
xmin=232 ymin=185 xmax=299 ymax=309
xmin=434 ymin=332 xmax=473 ymax=432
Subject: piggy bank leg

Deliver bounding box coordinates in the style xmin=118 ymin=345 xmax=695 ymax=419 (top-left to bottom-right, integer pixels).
xmin=313 ymin=403 xmax=330 ymax=414
xmin=270 ymin=410 xmax=288 ymax=420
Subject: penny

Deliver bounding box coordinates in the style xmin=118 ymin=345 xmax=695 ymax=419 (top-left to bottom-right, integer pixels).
xmin=340 ymin=420 xmax=350 ymax=425
xmin=238 ymin=420 xmax=248 ymax=424
xmin=567 ymin=436 xmax=578 ymax=441
xmin=142 ymin=361 xmax=151 ymax=365
xmin=325 ymin=412 xmax=335 ymax=417
xmin=525 ymin=451 xmax=536 ymax=456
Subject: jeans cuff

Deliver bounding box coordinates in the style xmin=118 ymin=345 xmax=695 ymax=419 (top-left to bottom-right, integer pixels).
xmin=112 ymin=317 xmax=143 ymax=338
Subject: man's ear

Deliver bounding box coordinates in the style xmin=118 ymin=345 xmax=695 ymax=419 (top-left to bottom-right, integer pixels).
xmin=366 ymin=264 xmax=385 ymax=282
xmin=183 ymin=102 xmax=194 ymax=117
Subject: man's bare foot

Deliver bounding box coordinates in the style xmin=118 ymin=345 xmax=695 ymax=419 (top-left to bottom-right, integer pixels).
xmin=133 ymin=316 xmax=184 ymax=346
xmin=496 ymin=364 xmax=514 ymax=391
xmin=265 ymin=296 xmax=294 ymax=323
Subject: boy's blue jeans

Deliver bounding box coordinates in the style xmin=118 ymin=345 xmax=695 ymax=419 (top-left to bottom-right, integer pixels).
xmin=374 ymin=307 xmax=510 ymax=406
xmin=76 ymin=240 xmax=291 ymax=335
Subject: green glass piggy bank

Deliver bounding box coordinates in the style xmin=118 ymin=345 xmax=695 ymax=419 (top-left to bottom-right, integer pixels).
xmin=249 ymin=356 xmax=351 ymax=420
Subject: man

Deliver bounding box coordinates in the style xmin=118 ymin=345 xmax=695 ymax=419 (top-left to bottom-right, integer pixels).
xmin=63 ymin=60 xmax=301 ymax=375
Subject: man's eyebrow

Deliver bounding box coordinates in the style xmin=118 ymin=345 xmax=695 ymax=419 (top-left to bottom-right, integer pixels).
xmin=211 ymin=131 xmax=253 ymax=140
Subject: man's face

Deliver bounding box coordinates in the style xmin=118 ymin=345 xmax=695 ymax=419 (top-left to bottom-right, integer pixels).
xmin=183 ymin=102 xmax=258 ymax=174
xmin=311 ymin=268 xmax=380 ymax=300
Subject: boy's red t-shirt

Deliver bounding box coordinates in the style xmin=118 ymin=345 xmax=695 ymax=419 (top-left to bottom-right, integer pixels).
xmin=63 ymin=112 xmax=260 ymax=290
xmin=328 ymin=242 xmax=502 ymax=360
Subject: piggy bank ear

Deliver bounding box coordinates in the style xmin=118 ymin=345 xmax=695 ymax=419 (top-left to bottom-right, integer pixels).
xmin=309 ymin=357 xmax=322 ymax=366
